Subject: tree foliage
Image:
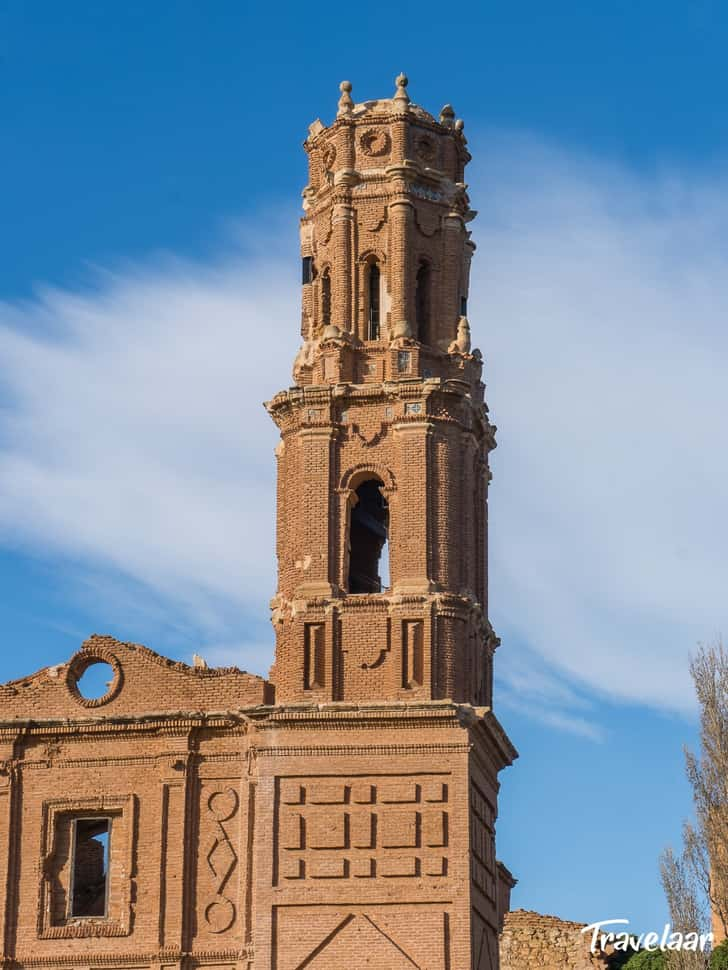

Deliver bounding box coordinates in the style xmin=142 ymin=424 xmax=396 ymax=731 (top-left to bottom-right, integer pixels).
xmin=710 ymin=940 xmax=728 ymax=970
xmin=610 ymin=948 xmax=639 ymax=969
xmin=622 ymin=950 xmax=668 ymax=969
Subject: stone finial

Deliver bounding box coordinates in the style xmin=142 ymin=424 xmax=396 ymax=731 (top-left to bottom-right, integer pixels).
xmin=192 ymin=653 xmax=208 ymax=670
xmin=454 ymin=118 xmax=467 ymax=144
xmin=337 ymin=80 xmax=354 ymax=117
xmin=440 ymin=104 xmax=455 ymax=127
xmin=322 ymin=322 xmax=342 ymax=341
xmin=448 ymin=316 xmax=472 ymax=354
xmin=394 ymin=72 xmax=410 ymax=104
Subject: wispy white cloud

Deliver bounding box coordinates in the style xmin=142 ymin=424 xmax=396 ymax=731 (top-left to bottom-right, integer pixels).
xmin=1 ymin=136 xmax=727 ymax=730
xmin=0 ymin=246 xmax=299 ymax=671
xmin=496 ymin=645 xmax=605 ymax=741
xmin=498 ymin=695 xmax=606 ymax=743
xmin=475 ymin=132 xmax=728 ymax=722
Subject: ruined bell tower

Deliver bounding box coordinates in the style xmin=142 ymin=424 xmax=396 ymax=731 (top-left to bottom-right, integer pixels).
xmin=268 ymin=74 xmax=499 ymax=710
xmin=0 ymin=76 xmax=515 ymax=970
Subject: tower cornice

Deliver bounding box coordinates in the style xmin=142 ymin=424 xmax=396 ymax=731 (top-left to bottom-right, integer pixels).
xmin=265 ymin=378 xmax=495 ymax=448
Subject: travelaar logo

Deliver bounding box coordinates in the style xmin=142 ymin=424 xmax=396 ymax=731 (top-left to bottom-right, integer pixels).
xmin=582 ymin=919 xmax=714 ymax=954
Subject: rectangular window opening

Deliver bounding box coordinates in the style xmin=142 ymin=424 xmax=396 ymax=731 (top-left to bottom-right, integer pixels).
xmin=71 ymin=817 xmax=110 ymax=918
xmin=302 ymin=256 xmax=314 ymax=285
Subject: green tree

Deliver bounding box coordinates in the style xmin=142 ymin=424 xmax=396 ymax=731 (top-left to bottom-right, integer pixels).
xmin=710 ymin=940 xmax=728 ymax=969
xmin=623 ymin=950 xmax=668 ymax=969
xmin=609 ymin=948 xmax=637 ymax=969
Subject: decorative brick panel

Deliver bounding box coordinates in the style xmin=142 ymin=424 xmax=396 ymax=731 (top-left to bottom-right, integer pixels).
xmin=274 ymin=773 xmax=449 ymax=887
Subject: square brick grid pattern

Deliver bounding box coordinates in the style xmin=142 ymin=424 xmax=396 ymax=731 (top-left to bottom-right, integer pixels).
xmin=274 ymin=773 xmax=449 ymax=884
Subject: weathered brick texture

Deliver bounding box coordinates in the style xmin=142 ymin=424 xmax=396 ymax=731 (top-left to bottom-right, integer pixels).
xmin=270 ymin=75 xmax=498 ymax=710
xmin=500 ymin=911 xmax=612 ymax=970
xmin=0 ymin=76 xmax=516 ymax=970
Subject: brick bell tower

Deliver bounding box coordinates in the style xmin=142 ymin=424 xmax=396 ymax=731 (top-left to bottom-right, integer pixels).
xmin=258 ymin=77 xmax=517 ymax=969
xmin=268 ymin=74 xmax=500 ymax=709
xmin=0 ymin=75 xmax=516 ymax=970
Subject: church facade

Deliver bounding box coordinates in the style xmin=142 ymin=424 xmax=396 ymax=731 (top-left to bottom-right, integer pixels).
xmin=0 ymin=76 xmax=516 ymax=970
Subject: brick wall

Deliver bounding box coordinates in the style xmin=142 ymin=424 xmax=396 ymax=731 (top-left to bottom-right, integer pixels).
xmin=500 ymin=910 xmax=612 ymax=970
xmin=0 ymin=637 xmax=515 ymax=968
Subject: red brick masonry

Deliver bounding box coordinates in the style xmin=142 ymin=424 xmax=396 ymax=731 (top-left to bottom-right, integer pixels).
xmin=0 ymin=76 xmax=517 ymax=969
xmin=0 ymin=636 xmax=515 ymax=968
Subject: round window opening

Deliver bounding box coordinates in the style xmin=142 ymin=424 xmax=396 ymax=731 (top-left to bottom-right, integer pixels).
xmin=76 ymin=660 xmax=116 ymax=701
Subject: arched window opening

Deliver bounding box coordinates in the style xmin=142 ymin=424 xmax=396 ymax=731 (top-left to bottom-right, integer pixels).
xmin=321 ymin=269 xmax=331 ymax=329
xmin=367 ymin=262 xmax=381 ymax=340
xmin=348 ymin=479 xmax=389 ymax=593
xmin=415 ymin=262 xmax=430 ymax=343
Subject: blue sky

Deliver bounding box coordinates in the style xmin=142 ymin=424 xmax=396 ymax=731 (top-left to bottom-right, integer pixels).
xmin=2 ymin=0 xmax=728 ymax=936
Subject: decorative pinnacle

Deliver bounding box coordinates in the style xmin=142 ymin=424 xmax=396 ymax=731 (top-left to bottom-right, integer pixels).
xmin=394 ymin=72 xmax=410 ymax=103
xmin=453 ymin=316 xmax=472 ymax=353
xmin=337 ymin=80 xmax=354 ymax=117
xmin=440 ymin=104 xmax=455 ymax=127
xmin=455 ymin=118 xmax=465 ymax=132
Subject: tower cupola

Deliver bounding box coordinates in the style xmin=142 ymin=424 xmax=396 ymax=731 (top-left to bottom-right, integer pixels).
xmin=295 ymin=75 xmax=478 ymax=386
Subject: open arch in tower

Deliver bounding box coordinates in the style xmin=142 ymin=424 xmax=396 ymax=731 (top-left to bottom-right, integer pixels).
xmin=347 ymin=477 xmax=389 ymax=594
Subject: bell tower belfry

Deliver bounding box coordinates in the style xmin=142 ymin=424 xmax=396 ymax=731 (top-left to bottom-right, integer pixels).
xmin=267 ymin=74 xmax=499 ymax=708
